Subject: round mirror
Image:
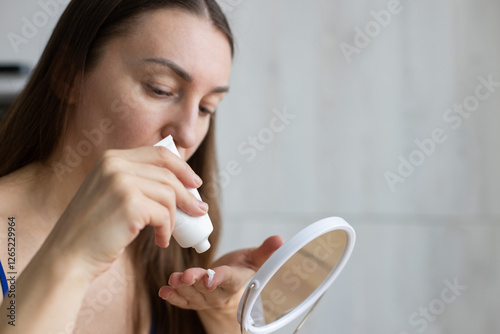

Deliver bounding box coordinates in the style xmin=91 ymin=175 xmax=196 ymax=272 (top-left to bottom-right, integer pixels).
xmin=237 ymin=217 xmax=355 ymax=334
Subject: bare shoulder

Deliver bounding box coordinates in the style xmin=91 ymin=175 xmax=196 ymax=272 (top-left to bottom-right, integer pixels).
xmin=0 ymin=174 xmax=24 ymax=302
xmin=0 ymin=171 xmax=46 ymax=280
xmin=0 ymin=174 xmax=23 ymax=252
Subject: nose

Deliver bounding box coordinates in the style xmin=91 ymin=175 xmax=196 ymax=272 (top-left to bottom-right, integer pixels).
xmin=161 ymin=99 xmax=199 ymax=149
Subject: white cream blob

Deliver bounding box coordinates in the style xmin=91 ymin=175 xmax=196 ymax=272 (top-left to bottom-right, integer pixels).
xmin=207 ymin=269 xmax=215 ymax=285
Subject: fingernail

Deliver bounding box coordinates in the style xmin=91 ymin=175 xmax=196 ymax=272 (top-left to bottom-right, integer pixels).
xmin=160 ymin=288 xmax=172 ymax=299
xmin=194 ymin=174 xmax=203 ymax=187
xmin=199 ymin=201 xmax=209 ymax=212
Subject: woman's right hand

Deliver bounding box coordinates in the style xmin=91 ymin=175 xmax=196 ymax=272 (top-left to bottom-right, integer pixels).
xmin=42 ymin=145 xmax=207 ymax=279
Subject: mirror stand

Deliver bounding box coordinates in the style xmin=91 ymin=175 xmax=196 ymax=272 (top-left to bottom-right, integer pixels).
xmin=240 ymin=283 xmax=256 ymax=334
xmin=240 ymin=284 xmax=327 ymax=334
xmin=292 ymin=291 xmax=326 ymax=334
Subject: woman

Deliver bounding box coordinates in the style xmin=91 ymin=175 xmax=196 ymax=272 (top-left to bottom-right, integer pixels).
xmin=0 ymin=0 xmax=283 ymax=333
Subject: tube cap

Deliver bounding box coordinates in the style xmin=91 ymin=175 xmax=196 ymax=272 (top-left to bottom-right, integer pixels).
xmin=194 ymin=239 xmax=211 ymax=253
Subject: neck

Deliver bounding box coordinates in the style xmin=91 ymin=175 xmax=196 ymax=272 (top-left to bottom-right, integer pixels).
xmin=29 ymin=123 xmax=102 ymax=226
xmin=19 ymin=156 xmax=89 ymax=229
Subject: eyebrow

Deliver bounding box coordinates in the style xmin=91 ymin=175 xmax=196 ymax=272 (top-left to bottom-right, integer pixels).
xmin=143 ymin=57 xmax=230 ymax=94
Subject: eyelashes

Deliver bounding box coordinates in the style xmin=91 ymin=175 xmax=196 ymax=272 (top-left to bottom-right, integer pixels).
xmin=145 ymin=83 xmax=215 ymax=115
xmin=199 ymin=106 xmax=215 ymax=115
xmin=146 ymin=84 xmax=174 ymax=97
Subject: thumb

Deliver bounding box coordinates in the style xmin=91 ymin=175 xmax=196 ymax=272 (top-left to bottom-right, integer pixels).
xmin=249 ymin=235 xmax=285 ymax=270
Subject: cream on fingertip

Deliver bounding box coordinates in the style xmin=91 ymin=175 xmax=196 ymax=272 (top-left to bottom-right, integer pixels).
xmin=207 ymin=269 xmax=215 ymax=286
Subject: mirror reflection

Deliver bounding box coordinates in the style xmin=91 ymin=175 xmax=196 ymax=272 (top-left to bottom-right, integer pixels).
xmin=249 ymin=229 xmax=348 ymax=327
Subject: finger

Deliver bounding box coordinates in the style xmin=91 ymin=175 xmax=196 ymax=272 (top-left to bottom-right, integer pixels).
xmin=248 ymin=235 xmax=285 ymax=270
xmin=158 ymin=287 xmax=189 ymax=309
xmin=180 ymin=268 xmax=209 ymax=286
xmin=169 ymin=269 xmax=213 ymax=299
xmin=193 ymin=276 xmax=222 ymax=297
xmin=131 ymin=166 xmax=208 ymax=217
xmin=168 ymin=268 xmax=208 ymax=288
xmin=130 ymin=177 xmax=176 ymax=244
xmin=192 ymin=279 xmax=228 ymax=307
xmin=203 ymin=265 xmax=242 ymax=294
xmin=104 ymin=146 xmax=202 ymax=189
xmin=168 ymin=273 xmax=184 ymax=287
xmin=193 ymin=278 xmax=210 ymax=293
xmin=137 ymin=194 xmax=172 ymax=248
xmin=175 ymin=284 xmax=206 ymax=304
xmin=194 ymin=267 xmax=246 ymax=307
xmin=114 ymin=183 xmax=173 ymax=248
xmin=159 ymin=285 xmax=175 ymax=299
xmin=160 ymin=285 xmax=206 ymax=310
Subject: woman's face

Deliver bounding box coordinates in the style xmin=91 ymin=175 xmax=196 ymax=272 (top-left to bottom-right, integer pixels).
xmin=68 ymin=8 xmax=232 ymax=165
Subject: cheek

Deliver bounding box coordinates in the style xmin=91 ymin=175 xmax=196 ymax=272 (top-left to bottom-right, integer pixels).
xmin=109 ymin=90 xmax=148 ymax=127
xmin=105 ymin=90 xmax=161 ymax=148
xmin=79 ymin=79 xmax=158 ymax=150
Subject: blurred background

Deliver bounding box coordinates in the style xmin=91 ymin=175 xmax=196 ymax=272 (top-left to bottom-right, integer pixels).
xmin=1 ymin=0 xmax=499 ymax=333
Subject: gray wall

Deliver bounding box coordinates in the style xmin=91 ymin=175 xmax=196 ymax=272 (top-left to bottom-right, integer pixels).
xmin=1 ymin=0 xmax=499 ymax=333
xmin=216 ymin=0 xmax=500 ymax=333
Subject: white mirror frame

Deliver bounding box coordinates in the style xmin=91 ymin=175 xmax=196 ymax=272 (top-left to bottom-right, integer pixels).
xmin=238 ymin=216 xmax=356 ymax=334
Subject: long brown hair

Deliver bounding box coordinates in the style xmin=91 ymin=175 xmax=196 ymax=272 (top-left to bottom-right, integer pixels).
xmin=0 ymin=0 xmax=233 ymax=333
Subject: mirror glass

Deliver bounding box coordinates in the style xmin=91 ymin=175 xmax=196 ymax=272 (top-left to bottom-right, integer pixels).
xmin=248 ymin=229 xmax=348 ymax=326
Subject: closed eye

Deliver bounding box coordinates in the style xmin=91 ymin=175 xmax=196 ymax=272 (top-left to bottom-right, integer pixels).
xmin=199 ymin=106 xmax=215 ymax=116
xmin=146 ymin=84 xmax=174 ymax=97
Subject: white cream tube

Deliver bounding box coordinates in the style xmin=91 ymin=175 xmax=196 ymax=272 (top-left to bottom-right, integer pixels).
xmin=154 ymin=136 xmax=213 ymax=253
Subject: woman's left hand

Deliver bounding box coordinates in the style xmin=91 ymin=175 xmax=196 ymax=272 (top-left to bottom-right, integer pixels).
xmin=158 ymin=235 xmax=284 ymax=331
